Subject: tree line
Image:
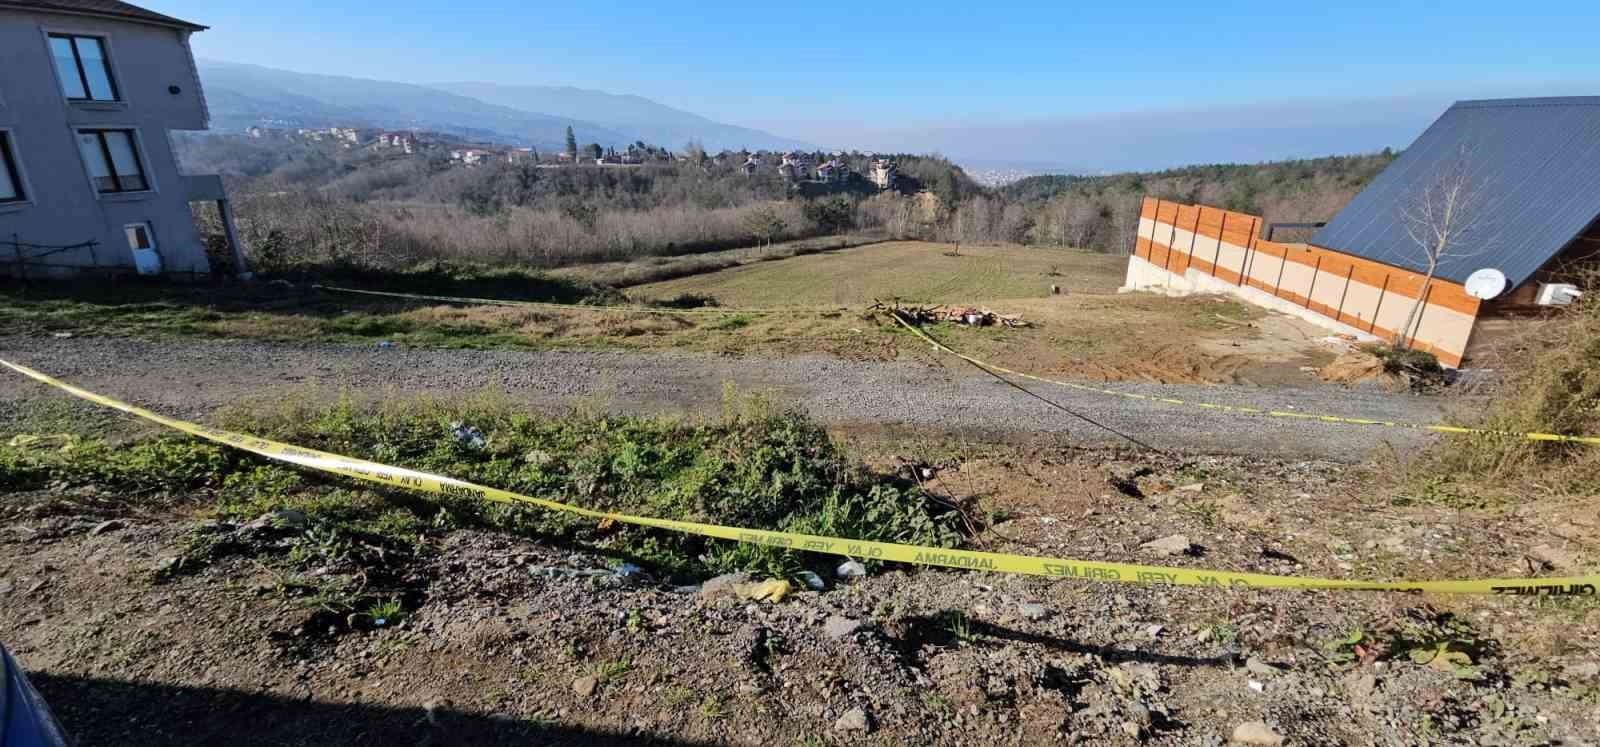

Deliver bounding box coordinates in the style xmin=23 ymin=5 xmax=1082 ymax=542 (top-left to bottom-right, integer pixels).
xmin=178 ymin=132 xmax=1394 ymax=274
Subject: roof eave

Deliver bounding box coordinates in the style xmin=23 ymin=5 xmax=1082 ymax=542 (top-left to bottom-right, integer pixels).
xmin=0 ymin=2 xmax=208 ymax=31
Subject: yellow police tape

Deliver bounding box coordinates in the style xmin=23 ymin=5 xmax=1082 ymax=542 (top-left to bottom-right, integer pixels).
xmin=2 ymin=357 xmax=1594 ymax=596
xmin=885 ymin=310 xmax=1600 ymax=447
xmin=315 ymin=285 xmax=841 ymax=317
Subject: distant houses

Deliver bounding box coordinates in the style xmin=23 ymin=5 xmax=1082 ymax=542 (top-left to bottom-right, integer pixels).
xmin=236 ymin=124 xmax=903 ymax=190
xmin=779 ymin=151 xmax=811 ymax=180
xmin=378 ymin=132 xmax=419 ymax=154
xmin=815 ymin=158 xmax=850 ymax=183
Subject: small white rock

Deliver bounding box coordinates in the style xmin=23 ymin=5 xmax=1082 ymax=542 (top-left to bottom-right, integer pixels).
xmin=1231 ymin=720 xmax=1284 ymax=745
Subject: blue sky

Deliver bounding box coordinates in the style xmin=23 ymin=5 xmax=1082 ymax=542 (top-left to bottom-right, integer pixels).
xmin=149 ymin=1 xmax=1600 ymax=169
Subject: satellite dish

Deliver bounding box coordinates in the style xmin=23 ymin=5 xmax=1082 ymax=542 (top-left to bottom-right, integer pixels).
xmin=1465 ymin=268 xmax=1508 ymax=300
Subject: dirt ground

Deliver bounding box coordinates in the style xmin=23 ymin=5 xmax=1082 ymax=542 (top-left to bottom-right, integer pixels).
xmin=4 ymin=443 xmax=1597 ymax=746
xmin=0 ymin=335 xmax=1446 ymax=460
xmin=4 ymin=243 xmax=1589 ymax=746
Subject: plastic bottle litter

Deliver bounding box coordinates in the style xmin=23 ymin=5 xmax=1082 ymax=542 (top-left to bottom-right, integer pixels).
xmin=449 ymin=422 xmax=486 ymax=450
xmin=613 ymin=563 xmax=644 ymax=579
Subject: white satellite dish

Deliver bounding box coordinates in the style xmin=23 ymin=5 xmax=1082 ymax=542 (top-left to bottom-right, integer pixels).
xmin=1464 ymin=268 xmax=1508 ymax=300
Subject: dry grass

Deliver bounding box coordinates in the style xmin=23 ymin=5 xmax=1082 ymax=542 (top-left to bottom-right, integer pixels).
xmin=549 ymin=234 xmax=885 ymax=288
xmin=630 ymin=241 xmax=1126 ymax=308
xmin=1418 ymin=287 xmax=1600 ymax=502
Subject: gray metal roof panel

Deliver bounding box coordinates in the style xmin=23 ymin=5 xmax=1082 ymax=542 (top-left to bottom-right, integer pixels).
xmin=1310 ymin=96 xmax=1600 ymax=288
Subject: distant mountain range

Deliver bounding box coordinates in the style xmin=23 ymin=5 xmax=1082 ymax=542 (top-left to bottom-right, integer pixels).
xmin=197 ymin=60 xmax=811 ymax=152
xmin=435 ymin=82 xmax=811 ymax=153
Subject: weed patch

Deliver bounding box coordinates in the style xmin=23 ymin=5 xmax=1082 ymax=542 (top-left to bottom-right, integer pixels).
xmin=2 ymin=393 xmax=966 ymax=582
xmin=1414 ymin=286 xmax=1600 ymax=501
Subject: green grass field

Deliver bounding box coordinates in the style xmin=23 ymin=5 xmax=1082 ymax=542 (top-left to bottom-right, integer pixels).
xmin=631 ymin=241 xmax=1127 ymax=307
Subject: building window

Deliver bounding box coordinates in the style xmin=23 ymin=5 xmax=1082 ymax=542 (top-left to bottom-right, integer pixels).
xmin=77 ymin=129 xmax=147 ymax=193
xmin=49 ymin=34 xmax=119 ymax=102
xmin=0 ymin=132 xmax=22 ymax=203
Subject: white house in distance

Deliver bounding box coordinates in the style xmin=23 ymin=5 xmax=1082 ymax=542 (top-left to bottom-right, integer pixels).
xmin=0 ymin=0 xmax=245 ymax=278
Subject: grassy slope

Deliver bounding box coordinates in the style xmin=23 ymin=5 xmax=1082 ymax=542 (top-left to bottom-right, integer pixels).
xmin=0 ymin=242 xmax=1286 ymax=384
xmin=631 ymin=241 xmax=1126 ymax=307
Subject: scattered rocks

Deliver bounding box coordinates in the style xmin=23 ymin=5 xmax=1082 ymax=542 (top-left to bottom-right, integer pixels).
xmin=836 ymin=561 xmax=867 ymax=579
xmin=1244 ymin=657 xmax=1279 ymax=678
xmin=90 ymin=519 xmax=124 ymax=536
xmin=1567 ymin=661 xmax=1600 ymax=680
xmin=1018 ymin=602 xmax=1050 ymax=621
xmin=572 ymin=675 xmax=598 ymax=697
xmin=1528 ymin=544 xmax=1581 ymax=571
xmin=823 ymin=615 xmax=863 ymax=638
xmin=1140 ymin=534 xmax=1193 ymax=556
xmin=699 ymin=572 xmax=751 ymax=600
xmin=834 ymin=706 xmax=873 ymax=733
xmin=1231 ymin=720 xmax=1284 ymax=745
xmin=1344 ymin=670 xmax=1377 ymax=702
xmin=244 ymin=509 xmax=307 ymax=532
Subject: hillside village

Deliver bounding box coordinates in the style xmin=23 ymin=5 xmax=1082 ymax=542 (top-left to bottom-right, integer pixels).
xmin=243 ymin=124 xmax=902 ymax=190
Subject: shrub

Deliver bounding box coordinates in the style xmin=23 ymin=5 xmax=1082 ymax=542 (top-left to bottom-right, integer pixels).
xmin=1417 ymin=283 xmax=1600 ymax=498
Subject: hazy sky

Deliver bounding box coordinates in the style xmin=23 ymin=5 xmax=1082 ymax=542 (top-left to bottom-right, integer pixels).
xmin=149 ymin=0 xmax=1600 ymax=169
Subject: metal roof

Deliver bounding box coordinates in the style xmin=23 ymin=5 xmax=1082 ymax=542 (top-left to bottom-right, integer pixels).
xmin=1310 ymin=96 xmax=1600 ymax=289
xmin=1 ymin=0 xmax=206 ymax=30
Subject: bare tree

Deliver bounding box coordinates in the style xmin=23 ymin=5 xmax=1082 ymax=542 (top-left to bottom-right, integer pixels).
xmin=1065 ymin=199 xmax=1100 ymax=250
xmin=888 ymin=196 xmax=914 ymax=239
xmin=1109 ymin=194 xmax=1140 ymax=256
xmin=1394 ymin=145 xmax=1494 ymax=350
xmin=742 ymin=205 xmax=786 ymax=248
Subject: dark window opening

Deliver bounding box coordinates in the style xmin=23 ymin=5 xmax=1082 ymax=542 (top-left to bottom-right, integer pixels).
xmin=0 ymin=132 xmax=22 ymax=203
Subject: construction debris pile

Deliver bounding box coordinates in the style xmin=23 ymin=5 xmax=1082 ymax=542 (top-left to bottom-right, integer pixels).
xmin=878 ymin=303 xmax=1031 ymax=328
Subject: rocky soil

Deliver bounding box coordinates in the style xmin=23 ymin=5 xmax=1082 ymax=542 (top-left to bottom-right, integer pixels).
xmin=3 ymin=449 xmax=1597 ymax=746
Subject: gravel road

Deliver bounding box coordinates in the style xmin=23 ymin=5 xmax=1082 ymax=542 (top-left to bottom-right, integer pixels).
xmin=0 ymin=336 xmax=1449 ymax=460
